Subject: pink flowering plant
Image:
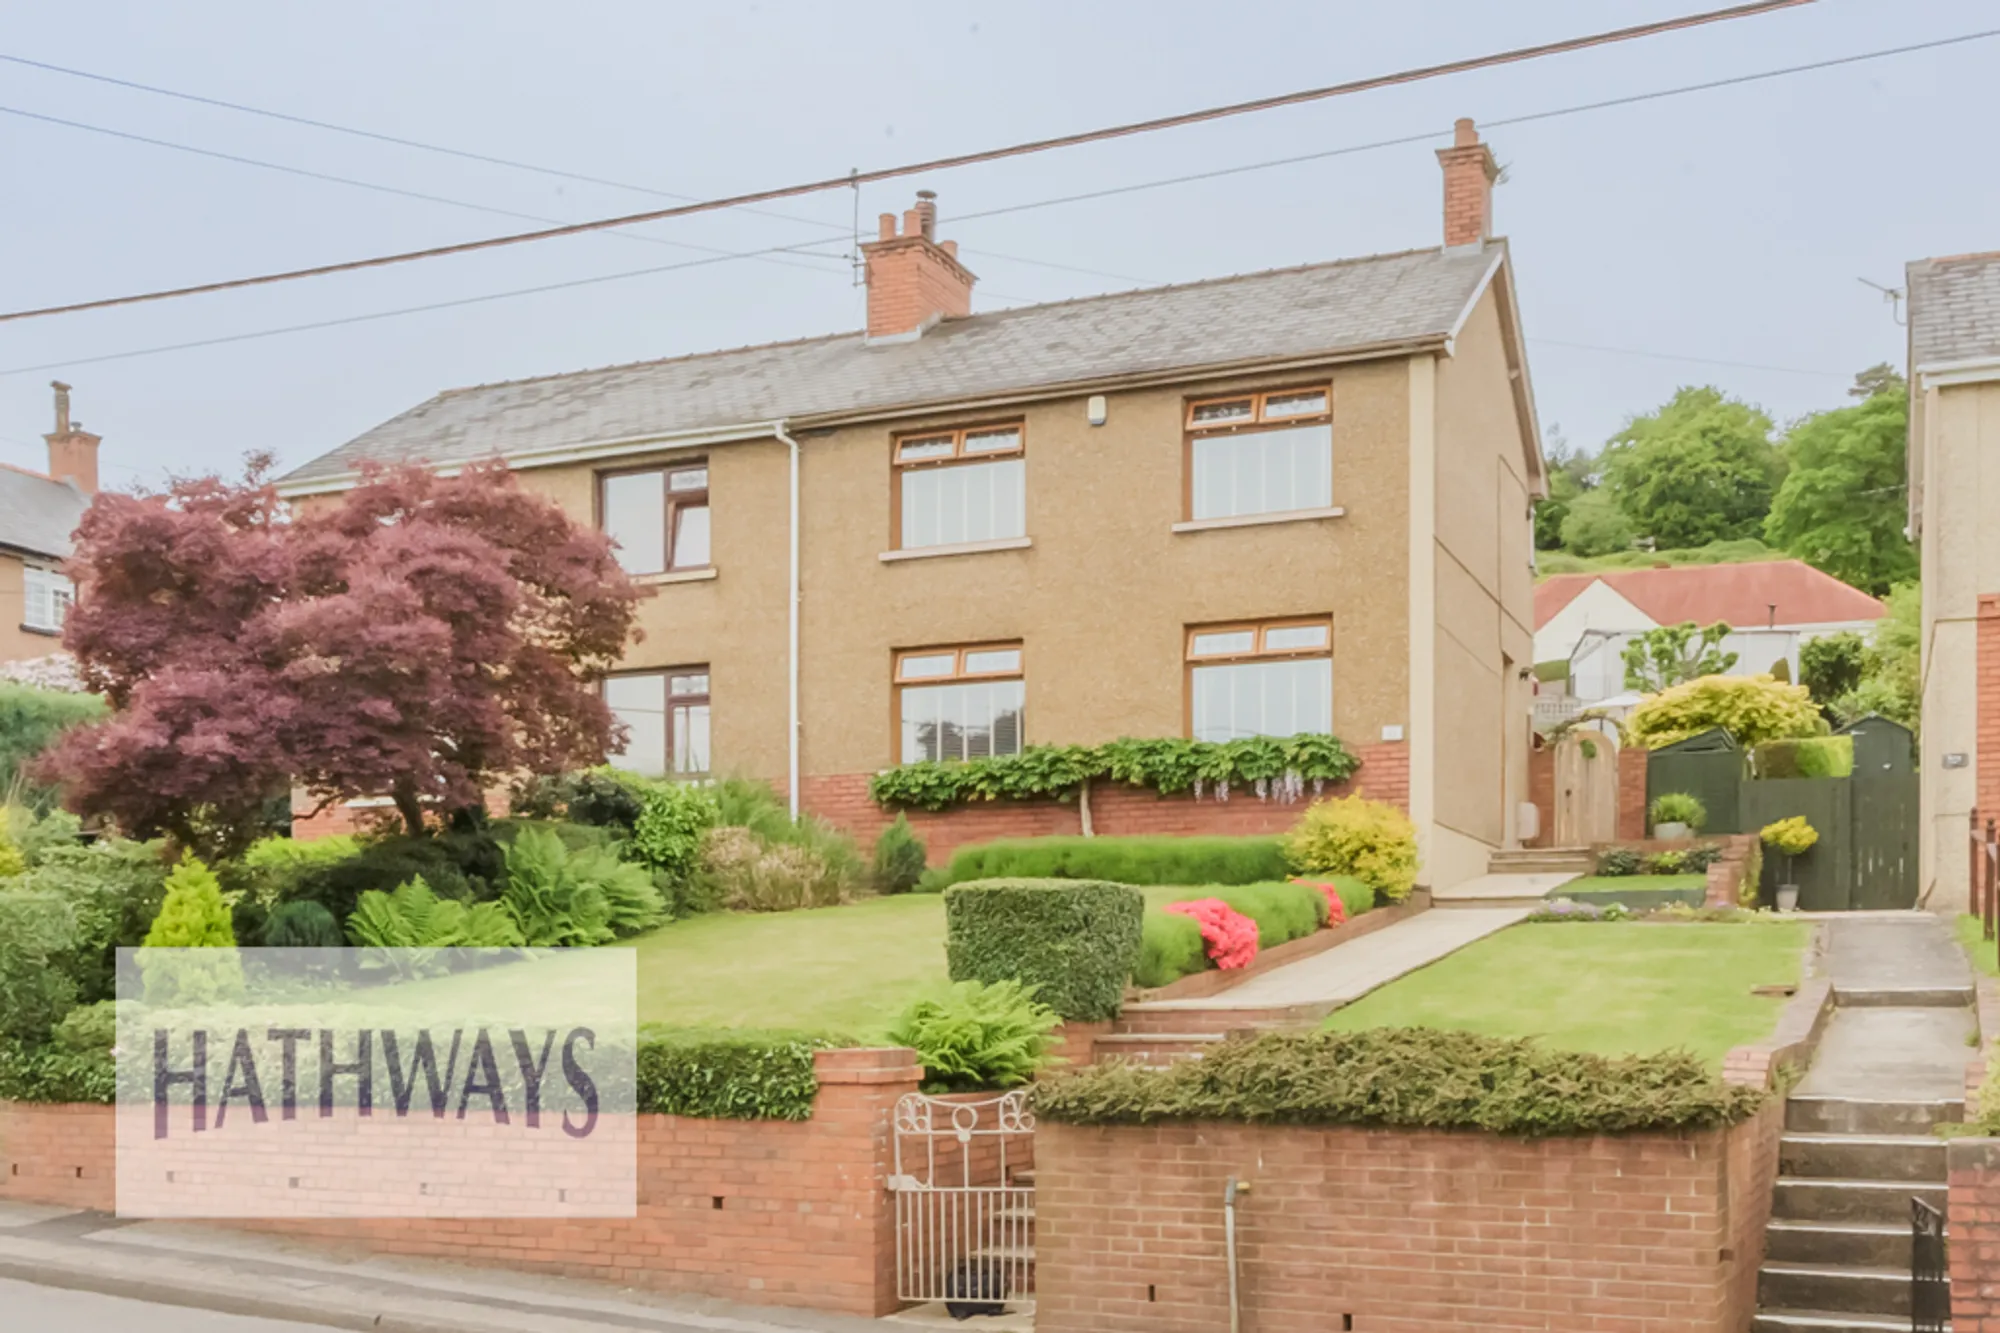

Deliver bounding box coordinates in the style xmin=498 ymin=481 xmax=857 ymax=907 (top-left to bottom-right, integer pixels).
xmin=1163 ymin=898 xmax=1260 ymax=970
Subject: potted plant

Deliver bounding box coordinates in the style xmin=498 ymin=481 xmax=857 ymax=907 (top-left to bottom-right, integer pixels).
xmin=1760 ymin=817 xmax=1819 ymax=912
xmin=1648 ymin=792 xmax=1706 ymax=841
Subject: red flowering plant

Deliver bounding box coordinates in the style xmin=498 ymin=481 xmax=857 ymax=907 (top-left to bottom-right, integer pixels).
xmin=1163 ymin=898 xmax=1260 ymax=970
xmin=1291 ymin=880 xmax=1347 ymax=927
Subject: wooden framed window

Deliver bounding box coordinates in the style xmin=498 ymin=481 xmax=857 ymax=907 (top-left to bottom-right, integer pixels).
xmin=1184 ymin=386 xmax=1332 ymax=521
xmin=605 ymin=668 xmax=711 ymax=776
xmin=1185 ymin=617 xmax=1332 ymax=741
xmin=892 ymin=423 xmax=1025 ymax=550
xmin=599 ymin=463 xmax=710 ymax=576
xmin=895 ymin=642 xmax=1024 ymax=763
xmin=21 ymin=565 xmax=73 ymax=634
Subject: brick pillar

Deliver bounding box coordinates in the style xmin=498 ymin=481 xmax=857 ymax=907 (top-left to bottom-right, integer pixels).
xmin=809 ymin=1046 xmax=924 ymax=1316
xmin=1617 ymin=743 xmax=1649 ymax=841
xmin=1950 ymin=1139 xmax=2000 ymax=1330
xmin=1525 ymin=744 xmax=1554 ymax=848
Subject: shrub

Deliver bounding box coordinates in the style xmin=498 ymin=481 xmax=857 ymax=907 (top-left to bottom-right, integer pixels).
xmin=1738 ymin=839 xmax=1764 ymax=909
xmin=886 ymin=980 xmax=1062 ymax=1091
xmin=0 ymin=830 xmax=24 ymax=878
xmin=1648 ymin=849 xmax=1690 ymax=874
xmin=260 ymin=899 xmax=345 ymax=948
xmin=1291 ymin=875 xmax=1372 ymax=924
xmin=501 ymin=828 xmax=617 ymax=946
xmin=1680 ymin=844 xmax=1723 ymax=873
xmin=1163 ymin=898 xmax=1260 ymax=970
xmin=1648 ymin=792 xmax=1706 ymax=832
xmin=52 ymin=999 xmax=116 ymax=1055
xmin=873 ymin=815 xmax=929 ymax=894
xmin=1033 ymin=1028 xmax=1766 ymax=1134
xmin=698 ymin=777 xmax=865 ymax=902
xmin=9 ymin=805 xmax=81 ymax=866
xmin=1282 ymin=796 xmax=1419 ymax=901
xmin=0 ymin=1041 xmax=114 ymax=1104
xmin=629 ymin=780 xmax=720 ymax=891
xmin=1168 ymin=881 xmax=1326 ymax=948
xmin=0 ymin=892 xmax=79 ymax=1042
xmin=1760 ymin=817 xmax=1819 ymax=857
xmin=944 ymin=879 xmax=1145 ymax=1022
xmin=143 ymin=852 xmax=235 ymax=948
xmin=695 ymin=826 xmax=847 ymax=913
xmin=511 ymin=767 xmax=650 ymax=831
xmin=1753 ymin=736 xmax=1854 ymax=779
xmin=290 ymin=834 xmax=496 ymax=924
xmin=634 ymin=1026 xmax=836 ymax=1120
xmin=236 ymin=833 xmax=363 ymax=907
xmin=1595 ymin=847 xmax=1644 ymax=877
xmin=1627 ymin=674 xmax=1825 ymax=750
xmin=20 ymin=838 xmax=170 ymax=1004
xmin=936 ymin=834 xmax=1287 ymax=891
xmin=1135 ymin=910 xmax=1209 ymax=988
xmin=0 ymin=682 xmax=106 ymax=814
xmin=348 ymin=876 xmax=524 ymax=950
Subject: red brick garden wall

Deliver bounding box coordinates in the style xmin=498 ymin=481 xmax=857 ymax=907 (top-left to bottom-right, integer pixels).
xmin=1950 ymin=1139 xmax=2000 ymax=1330
xmin=0 ymin=1048 xmax=923 ymax=1319
xmin=1033 ymin=1104 xmax=1783 ymax=1333
xmin=1619 ymin=742 xmax=1649 ymax=840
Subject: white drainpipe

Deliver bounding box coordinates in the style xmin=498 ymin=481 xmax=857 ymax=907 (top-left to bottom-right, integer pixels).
xmin=774 ymin=422 xmax=802 ymax=818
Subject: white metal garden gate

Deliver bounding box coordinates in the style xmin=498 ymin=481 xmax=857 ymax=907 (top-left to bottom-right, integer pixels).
xmin=889 ymin=1090 xmax=1036 ymax=1313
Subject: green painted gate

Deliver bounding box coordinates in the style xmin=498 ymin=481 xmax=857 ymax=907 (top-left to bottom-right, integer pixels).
xmin=1742 ymin=777 xmax=1853 ymax=910
xmin=1645 ymin=728 xmax=1743 ymax=836
xmin=1734 ymin=716 xmax=1918 ymax=910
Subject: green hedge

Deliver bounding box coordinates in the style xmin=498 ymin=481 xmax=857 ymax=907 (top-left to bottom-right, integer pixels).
xmin=1134 ymin=880 xmax=1374 ymax=988
xmin=1135 ymin=910 xmax=1209 ymax=988
xmin=0 ymin=1042 xmax=114 ymax=1104
xmin=945 ymin=879 xmax=1144 ymax=1022
xmin=633 ymin=1027 xmax=841 ymax=1120
xmin=0 ymin=683 xmax=105 ymax=814
xmin=1035 ymin=1028 xmax=1765 ymax=1135
xmin=935 ymin=835 xmax=1287 ymax=891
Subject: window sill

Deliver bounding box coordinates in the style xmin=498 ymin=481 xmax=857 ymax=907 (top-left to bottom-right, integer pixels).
xmin=880 ymin=537 xmax=1033 ymax=563
xmin=17 ymin=623 xmax=60 ymax=637
xmin=1171 ymin=506 xmax=1345 ymax=534
xmin=634 ymin=567 xmax=719 ymax=586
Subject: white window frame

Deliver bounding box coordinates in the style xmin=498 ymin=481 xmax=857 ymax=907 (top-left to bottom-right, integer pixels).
xmin=22 ymin=565 xmax=73 ymax=634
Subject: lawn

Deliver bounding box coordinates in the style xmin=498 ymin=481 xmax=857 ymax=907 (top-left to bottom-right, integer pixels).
xmin=1957 ymin=914 xmax=1998 ymax=977
xmin=1557 ymin=874 xmax=1707 ymax=896
xmin=1321 ymin=921 xmax=1811 ymax=1064
xmin=621 ymin=894 xmax=949 ymax=1039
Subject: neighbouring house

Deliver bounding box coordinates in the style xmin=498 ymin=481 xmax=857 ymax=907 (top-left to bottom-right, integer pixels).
xmin=1907 ymin=247 xmax=2000 ymax=912
xmin=1532 ymin=560 xmax=1885 ymax=722
xmin=0 ymin=383 xmax=97 ymax=666
xmin=278 ymin=119 xmax=1544 ymax=891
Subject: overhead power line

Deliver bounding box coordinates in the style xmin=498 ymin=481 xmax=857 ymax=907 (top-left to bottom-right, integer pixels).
xmin=0 ymin=0 xmax=1809 ymax=324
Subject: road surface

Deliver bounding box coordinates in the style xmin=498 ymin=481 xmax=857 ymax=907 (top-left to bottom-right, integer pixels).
xmin=0 ymin=1277 xmax=334 ymax=1330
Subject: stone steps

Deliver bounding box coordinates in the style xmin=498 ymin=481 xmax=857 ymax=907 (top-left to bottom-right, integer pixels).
xmin=1764 ymin=1221 xmax=1911 ymax=1269
xmin=1779 ymin=1132 xmax=1946 ymax=1182
xmin=1771 ymin=1176 xmax=1946 ymax=1225
xmin=1758 ymin=1264 xmax=1911 ymax=1319
xmin=1487 ymin=847 xmax=1593 ymax=874
xmin=1786 ymin=1095 xmax=1964 ymax=1136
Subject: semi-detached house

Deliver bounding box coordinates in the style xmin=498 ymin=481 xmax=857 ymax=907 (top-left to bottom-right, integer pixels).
xmin=279 ymin=120 xmax=1545 ymax=892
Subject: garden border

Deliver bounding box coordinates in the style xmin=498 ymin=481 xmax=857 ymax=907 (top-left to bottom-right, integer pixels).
xmin=1129 ymin=892 xmax=1429 ymax=1004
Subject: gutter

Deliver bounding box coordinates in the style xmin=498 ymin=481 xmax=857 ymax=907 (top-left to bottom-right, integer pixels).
xmin=773 ymin=422 xmax=803 ymax=819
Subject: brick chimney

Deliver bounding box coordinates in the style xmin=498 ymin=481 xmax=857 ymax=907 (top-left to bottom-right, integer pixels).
xmin=44 ymin=381 xmax=100 ymax=495
xmin=1435 ymin=118 xmax=1498 ymax=249
xmin=862 ymin=190 xmax=976 ymax=340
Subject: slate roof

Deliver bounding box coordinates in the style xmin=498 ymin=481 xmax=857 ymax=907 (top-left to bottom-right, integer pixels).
xmin=279 ymin=242 xmax=1505 ymax=486
xmin=1908 ymin=250 xmax=2000 ymax=368
xmin=1533 ymin=560 xmax=1885 ymax=633
xmin=0 ymin=465 xmax=86 ymax=559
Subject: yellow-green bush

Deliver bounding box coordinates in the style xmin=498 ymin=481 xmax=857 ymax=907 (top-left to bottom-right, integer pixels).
xmin=1627 ymin=674 xmax=1825 ymax=750
xmin=1281 ymin=796 xmax=1418 ymax=902
xmin=1760 ymin=817 xmax=1819 ymax=857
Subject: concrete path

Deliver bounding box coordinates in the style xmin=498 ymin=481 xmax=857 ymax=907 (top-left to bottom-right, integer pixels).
xmin=1795 ymin=914 xmax=1977 ymax=1102
xmin=1136 ymin=906 xmax=1530 ymax=1011
xmin=1429 ymin=872 xmax=1577 ymax=904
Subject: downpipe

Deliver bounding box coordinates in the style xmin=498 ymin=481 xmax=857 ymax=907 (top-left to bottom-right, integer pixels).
xmin=1224 ymin=1176 xmax=1250 ymax=1333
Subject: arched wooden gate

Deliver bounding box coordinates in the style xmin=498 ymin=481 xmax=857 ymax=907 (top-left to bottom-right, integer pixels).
xmin=1552 ymin=727 xmax=1621 ymax=847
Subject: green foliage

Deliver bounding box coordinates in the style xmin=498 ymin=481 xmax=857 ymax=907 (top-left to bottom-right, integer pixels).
xmin=886 ymin=979 xmax=1061 ymax=1091
xmin=1536 ymin=537 xmax=1777 ymax=578
xmin=143 ymin=852 xmax=236 ymax=948
xmin=935 ymin=834 xmax=1288 ymax=891
xmin=1648 ymin=792 xmax=1707 ymax=832
xmin=629 ymin=779 xmax=721 ymax=893
xmin=872 ymin=815 xmax=929 ymax=894
xmin=1191 ymin=881 xmax=1327 ymax=947
xmin=696 ymin=826 xmax=850 ymax=912
xmin=1533 ymin=432 xmax=1592 ymax=550
xmin=501 ymin=828 xmax=616 ymax=946
xmin=869 ymin=733 xmax=1359 ymax=811
xmin=287 ymin=830 xmax=505 ymax=925
xmin=1849 ymin=362 xmax=1905 ymax=400
xmin=1033 ymin=1028 xmax=1766 ymax=1134
xmin=1135 ymin=909 xmax=1209 ymax=988
xmin=1738 ymin=840 xmax=1764 ymax=908
xmin=1627 ymin=674 xmax=1826 ymax=750
xmin=347 ymin=876 xmax=524 ymax=951
xmin=1800 ymin=632 xmax=1867 ymax=707
xmin=634 ymin=1026 xmax=835 ymax=1120
xmin=1282 ymin=795 xmax=1419 ymax=902
xmin=944 ymin=879 xmax=1145 ymax=1022
xmin=0 ymin=831 xmax=24 ymax=878
xmin=1764 ymin=392 xmax=1916 ymax=595
xmin=1829 ymin=582 xmax=1920 ymax=727
xmin=1622 ymin=621 xmax=1738 ymax=693
xmin=1595 ymin=847 xmax=1646 ymax=877
xmin=18 ymin=838 xmax=170 ymax=1004
xmin=1760 ymin=817 xmax=1819 ymax=857
xmin=1557 ymin=487 xmax=1634 ymax=557
xmin=510 ymin=767 xmax=650 ymax=831
xmin=0 ymin=892 xmax=79 ymax=1042
xmin=9 ymin=806 xmax=80 ymax=866
xmin=1753 ymin=736 xmax=1853 ymax=779
xmin=52 ymin=999 xmax=116 ymax=1055
xmin=260 ymin=899 xmax=345 ymax=948
xmin=1599 ymin=386 xmax=1779 ymax=549
xmin=236 ymin=833 xmax=362 ymax=907
xmin=0 ymin=1040 xmax=114 ymax=1104
xmin=0 ymin=683 xmax=106 ymax=814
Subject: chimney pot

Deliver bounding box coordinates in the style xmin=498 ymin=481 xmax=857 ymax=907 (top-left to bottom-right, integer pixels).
xmin=1454 ymin=117 xmax=1478 ymax=147
xmin=861 ymin=190 xmax=976 ymax=340
xmin=902 ymin=208 xmax=921 ymax=238
xmin=877 ymin=213 xmax=896 ymax=241
xmin=43 ymin=381 xmax=101 ymax=496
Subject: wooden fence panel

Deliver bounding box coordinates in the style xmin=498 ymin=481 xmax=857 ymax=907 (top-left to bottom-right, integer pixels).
xmin=1741 ymin=777 xmax=1852 ymax=911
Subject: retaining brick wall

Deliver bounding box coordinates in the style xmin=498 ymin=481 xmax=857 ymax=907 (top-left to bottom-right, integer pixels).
xmin=0 ymin=1048 xmax=924 ymax=1318
xmin=1619 ymin=743 xmax=1649 ymax=841
xmin=1950 ymin=1139 xmax=2000 ymax=1331
xmin=1033 ymin=1104 xmax=1784 ymax=1333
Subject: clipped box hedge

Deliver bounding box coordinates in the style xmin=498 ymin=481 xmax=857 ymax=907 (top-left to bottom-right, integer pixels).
xmin=936 ymin=835 xmax=1287 ymax=891
xmin=1035 ymin=1028 xmax=1765 ymax=1135
xmin=945 ymin=878 xmax=1144 ymax=1022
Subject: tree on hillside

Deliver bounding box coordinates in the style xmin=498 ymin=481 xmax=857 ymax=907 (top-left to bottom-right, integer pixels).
xmin=1621 ymin=621 xmax=1738 ymax=693
xmin=1763 ymin=391 xmax=1915 ymax=595
xmin=41 ymin=460 xmax=641 ymax=851
xmin=1599 ymin=387 xmax=1779 ymax=549
xmin=1557 ymin=488 xmax=1633 ymax=558
xmin=1799 ymin=631 xmax=1866 ymax=710
xmin=1532 ymin=425 xmax=1594 ymax=551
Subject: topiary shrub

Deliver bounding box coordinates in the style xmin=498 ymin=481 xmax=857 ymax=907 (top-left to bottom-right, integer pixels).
xmin=944 ymin=879 xmax=1144 ymax=1022
xmin=886 ymin=980 xmax=1062 ymax=1091
xmin=1134 ymin=910 xmax=1209 ymax=988
xmin=1282 ymin=795 xmax=1419 ymax=901
xmin=873 ymin=815 xmax=929 ymax=894
xmin=1627 ymin=674 xmax=1825 ymax=750
xmin=1163 ymin=898 xmax=1260 ymax=970
xmin=936 ymin=834 xmax=1287 ymax=890
xmin=260 ymin=899 xmax=345 ymax=948
xmin=143 ymin=852 xmax=236 ymax=948
xmin=634 ymin=1026 xmax=838 ymax=1120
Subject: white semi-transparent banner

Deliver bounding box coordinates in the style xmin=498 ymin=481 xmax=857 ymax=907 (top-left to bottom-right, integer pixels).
xmin=114 ymin=947 xmax=637 ymax=1218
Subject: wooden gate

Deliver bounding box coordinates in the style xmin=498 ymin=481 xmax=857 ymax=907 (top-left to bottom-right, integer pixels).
xmin=1735 ymin=716 xmax=1918 ymax=910
xmin=1552 ymin=727 xmax=1620 ymax=847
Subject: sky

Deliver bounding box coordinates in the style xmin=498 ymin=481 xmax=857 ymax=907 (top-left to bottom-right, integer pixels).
xmin=0 ymin=0 xmax=1994 ymax=492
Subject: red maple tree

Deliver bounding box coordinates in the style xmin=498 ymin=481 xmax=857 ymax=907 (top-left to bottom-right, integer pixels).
xmin=42 ymin=459 xmax=641 ymax=848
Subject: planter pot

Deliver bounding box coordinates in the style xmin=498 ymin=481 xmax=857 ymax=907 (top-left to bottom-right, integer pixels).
xmin=1776 ymin=883 xmax=1801 ymax=912
xmin=1654 ymin=822 xmax=1691 ymax=841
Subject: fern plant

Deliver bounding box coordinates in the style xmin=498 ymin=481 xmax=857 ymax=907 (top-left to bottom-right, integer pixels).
xmin=501 ymin=827 xmax=615 ymax=946
xmin=886 ymin=979 xmax=1061 ymax=1092
xmin=346 ymin=876 xmax=523 ymax=951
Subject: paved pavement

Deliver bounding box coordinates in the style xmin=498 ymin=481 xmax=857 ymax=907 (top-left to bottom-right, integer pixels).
xmin=1136 ymin=906 xmax=1531 ymax=1011
xmin=1429 ymin=871 xmax=1577 ymax=903
xmin=0 ymin=1276 xmax=334 ymax=1331
xmin=1795 ymin=914 xmax=1978 ymax=1102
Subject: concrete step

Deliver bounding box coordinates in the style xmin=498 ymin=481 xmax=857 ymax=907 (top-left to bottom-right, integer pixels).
xmin=1091 ymin=1032 xmax=1226 ymax=1066
xmin=1772 ymin=1177 xmax=1945 ymax=1225
xmin=1837 ymin=984 xmax=1975 ymax=1008
xmin=1488 ymin=848 xmax=1593 ymax=872
xmin=1780 ymin=1132 xmax=1947 ymax=1183
xmin=1435 ymin=896 xmax=1550 ymax=910
xmin=1113 ymin=1003 xmax=1329 ymax=1036
xmin=1786 ymin=1095 xmax=1964 ymax=1136
xmin=1757 ymin=1265 xmax=1909 ymax=1319
xmin=1764 ymin=1220 xmax=1911 ymax=1270
xmin=1753 ymin=1311 xmax=1936 ymax=1333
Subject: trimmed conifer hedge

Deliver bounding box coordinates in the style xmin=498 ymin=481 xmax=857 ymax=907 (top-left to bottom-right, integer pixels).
xmin=945 ymin=879 xmax=1144 ymax=1022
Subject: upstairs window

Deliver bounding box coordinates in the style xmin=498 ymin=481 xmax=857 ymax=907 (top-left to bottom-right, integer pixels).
xmin=1185 ymin=387 xmax=1332 ymax=521
xmin=894 ymin=424 xmax=1025 ymax=549
xmin=1186 ymin=618 xmax=1332 ymax=742
xmin=22 ymin=566 xmax=73 ymax=633
xmin=896 ymin=643 xmax=1024 ymax=763
xmin=605 ymin=668 xmax=710 ymax=776
xmin=600 ymin=464 xmax=710 ymax=576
